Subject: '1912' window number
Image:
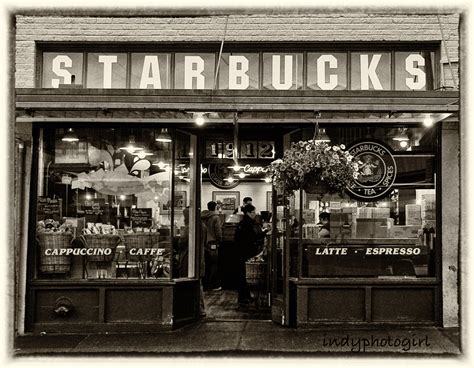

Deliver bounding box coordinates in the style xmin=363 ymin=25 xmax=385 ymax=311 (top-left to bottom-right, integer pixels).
xmin=259 ymin=142 xmax=275 ymax=158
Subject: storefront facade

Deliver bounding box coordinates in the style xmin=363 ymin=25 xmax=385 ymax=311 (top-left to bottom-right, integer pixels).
xmin=12 ymin=12 xmax=461 ymax=334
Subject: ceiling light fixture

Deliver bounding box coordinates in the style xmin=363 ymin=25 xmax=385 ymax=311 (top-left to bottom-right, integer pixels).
xmin=155 ymin=128 xmax=172 ymax=143
xmin=120 ymin=135 xmax=143 ymax=154
xmin=392 ymin=128 xmax=410 ymax=143
xmin=311 ymin=111 xmax=331 ymax=143
xmin=62 ymin=128 xmax=79 ymax=142
xmin=315 ymin=128 xmax=331 ymax=143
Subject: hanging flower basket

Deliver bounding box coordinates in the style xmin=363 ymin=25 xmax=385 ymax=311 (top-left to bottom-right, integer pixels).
xmin=269 ymin=140 xmax=360 ymax=196
xmin=303 ymin=179 xmax=330 ymax=195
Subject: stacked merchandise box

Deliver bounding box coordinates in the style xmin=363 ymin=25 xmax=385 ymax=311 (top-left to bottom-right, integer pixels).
xmin=372 ymin=207 xmax=390 ymax=219
xmin=329 ymin=208 xmax=354 ymax=239
xmin=421 ymin=193 xmax=436 ymax=229
xmin=390 ymin=225 xmax=420 ymax=238
xmin=303 ymin=224 xmax=319 ymax=239
xmin=406 ymin=204 xmax=422 ymax=226
xmin=356 ymin=218 xmax=394 ymax=238
xmin=357 ymin=207 xmax=373 ymax=219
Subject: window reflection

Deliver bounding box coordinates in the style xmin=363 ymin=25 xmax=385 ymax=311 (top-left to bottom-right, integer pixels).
xmin=35 ymin=127 xmax=175 ymax=280
xmin=173 ymin=131 xmax=196 ymax=278
xmin=281 ymin=126 xmax=437 ymax=278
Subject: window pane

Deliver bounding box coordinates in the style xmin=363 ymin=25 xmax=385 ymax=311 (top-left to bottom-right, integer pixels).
xmin=35 ymin=127 xmax=172 ymax=280
xmin=284 ymin=126 xmax=437 ymax=278
xmin=302 ymin=189 xmax=435 ymax=278
xmin=130 ymin=53 xmax=171 ymax=89
xmin=86 ymin=53 xmax=127 ymax=88
xmin=174 ymin=53 xmax=216 ymax=89
xmin=263 ymin=53 xmax=303 ymax=90
xmin=307 ymin=53 xmax=347 ymax=90
xmin=351 ymin=52 xmax=391 ymax=90
xmin=218 ymin=53 xmax=259 ymax=90
xmin=173 ymin=131 xmax=197 ymax=278
xmin=395 ymin=52 xmax=432 ymax=91
xmin=42 ymin=53 xmax=84 ymax=88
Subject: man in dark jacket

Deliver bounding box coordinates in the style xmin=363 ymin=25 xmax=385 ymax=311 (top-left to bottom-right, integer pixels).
xmin=234 ymin=203 xmax=267 ymax=304
xmin=201 ymin=201 xmax=223 ymax=291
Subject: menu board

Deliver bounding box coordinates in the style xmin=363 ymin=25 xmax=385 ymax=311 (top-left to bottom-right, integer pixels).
xmin=130 ymin=208 xmax=152 ymax=228
xmin=37 ymin=197 xmax=62 ymax=221
xmin=84 ymin=198 xmax=106 ymax=223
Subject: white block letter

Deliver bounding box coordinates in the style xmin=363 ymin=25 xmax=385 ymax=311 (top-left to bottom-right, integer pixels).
xmin=140 ymin=56 xmax=162 ymax=89
xmin=51 ymin=55 xmax=72 ymax=88
xmin=99 ymin=55 xmax=117 ymax=89
xmin=405 ymin=54 xmax=426 ymax=90
xmin=360 ymin=54 xmax=383 ymax=90
xmin=184 ymin=56 xmax=205 ymax=89
xmin=317 ymin=54 xmax=338 ymax=90
xmin=272 ymin=55 xmax=293 ymax=90
xmin=229 ymin=55 xmax=249 ymax=90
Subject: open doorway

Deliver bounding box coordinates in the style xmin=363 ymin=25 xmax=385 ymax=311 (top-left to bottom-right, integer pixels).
xmin=199 ymin=125 xmax=276 ymax=321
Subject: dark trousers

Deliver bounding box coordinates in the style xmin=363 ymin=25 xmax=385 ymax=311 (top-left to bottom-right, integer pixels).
xmin=236 ymin=257 xmax=250 ymax=301
xmin=204 ymin=248 xmax=220 ymax=289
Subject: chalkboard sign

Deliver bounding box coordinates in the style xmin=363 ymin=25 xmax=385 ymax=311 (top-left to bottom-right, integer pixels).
xmin=84 ymin=198 xmax=106 ymax=223
xmin=37 ymin=197 xmax=62 ymax=221
xmin=131 ymin=208 xmax=152 ymax=228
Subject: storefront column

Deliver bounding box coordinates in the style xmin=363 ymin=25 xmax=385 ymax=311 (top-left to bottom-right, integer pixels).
xmin=441 ymin=121 xmax=460 ymax=327
xmin=14 ymin=121 xmax=33 ymax=334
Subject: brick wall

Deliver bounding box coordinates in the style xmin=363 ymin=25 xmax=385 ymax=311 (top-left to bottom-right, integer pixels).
xmin=15 ymin=13 xmax=460 ymax=88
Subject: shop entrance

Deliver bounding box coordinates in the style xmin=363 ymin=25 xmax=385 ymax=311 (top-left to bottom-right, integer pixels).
xmin=197 ymin=123 xmax=283 ymax=322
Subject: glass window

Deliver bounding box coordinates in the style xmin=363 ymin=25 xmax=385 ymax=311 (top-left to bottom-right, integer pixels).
xmin=34 ymin=126 xmax=181 ymax=280
xmin=263 ymin=53 xmax=303 ymax=90
xmin=307 ymin=53 xmax=348 ymax=90
xmin=173 ymin=130 xmax=197 ymax=278
xmin=351 ymin=52 xmax=391 ymax=90
xmin=42 ymin=52 xmax=84 ymax=88
xmin=285 ymin=126 xmax=437 ymax=278
xmin=174 ymin=53 xmax=216 ymax=89
xmin=130 ymin=53 xmax=171 ymax=89
xmin=86 ymin=53 xmax=127 ymax=88
xmin=218 ymin=53 xmax=259 ymax=90
xmin=395 ymin=51 xmax=434 ymax=91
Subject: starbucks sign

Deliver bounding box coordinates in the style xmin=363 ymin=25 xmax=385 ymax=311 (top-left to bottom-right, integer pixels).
xmin=346 ymin=141 xmax=397 ymax=201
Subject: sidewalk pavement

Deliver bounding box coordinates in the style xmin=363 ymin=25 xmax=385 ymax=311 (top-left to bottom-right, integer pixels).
xmin=12 ymin=320 xmax=461 ymax=356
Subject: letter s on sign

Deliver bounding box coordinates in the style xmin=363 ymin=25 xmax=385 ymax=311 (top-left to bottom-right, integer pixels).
xmin=52 ymin=55 xmax=73 ymax=88
xmin=405 ymin=54 xmax=426 ymax=90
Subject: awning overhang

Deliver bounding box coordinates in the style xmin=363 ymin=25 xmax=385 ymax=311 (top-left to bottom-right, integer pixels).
xmin=15 ymin=88 xmax=459 ymax=124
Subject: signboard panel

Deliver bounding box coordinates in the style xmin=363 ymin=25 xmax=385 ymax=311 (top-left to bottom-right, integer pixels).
xmin=346 ymin=140 xmax=397 ymax=202
xmin=37 ymin=197 xmax=62 ymax=221
xmin=130 ymin=208 xmax=153 ymax=228
xmin=42 ymin=49 xmax=433 ymax=91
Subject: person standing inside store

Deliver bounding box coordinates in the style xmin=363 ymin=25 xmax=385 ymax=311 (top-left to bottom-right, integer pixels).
xmin=201 ymin=201 xmax=223 ymax=291
xmin=318 ymin=212 xmax=331 ymax=238
xmin=233 ymin=197 xmax=253 ymax=214
xmin=234 ymin=204 xmax=268 ymax=304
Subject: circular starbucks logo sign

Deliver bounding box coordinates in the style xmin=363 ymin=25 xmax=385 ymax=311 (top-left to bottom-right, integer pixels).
xmin=346 ymin=141 xmax=397 ymax=201
xmin=208 ymin=163 xmax=239 ymax=189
